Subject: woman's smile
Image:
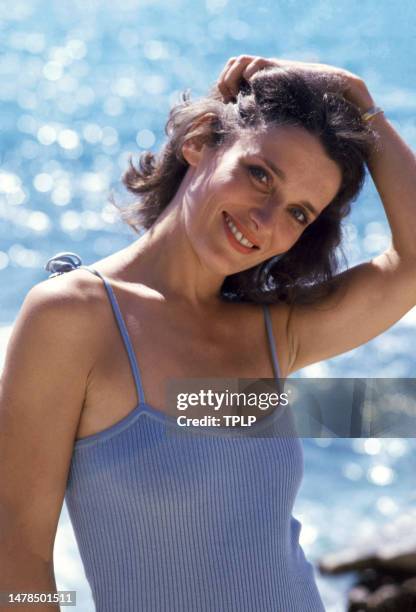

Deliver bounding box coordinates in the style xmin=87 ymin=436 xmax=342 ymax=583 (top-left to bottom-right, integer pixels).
xmin=222 ymin=211 xmax=260 ymax=254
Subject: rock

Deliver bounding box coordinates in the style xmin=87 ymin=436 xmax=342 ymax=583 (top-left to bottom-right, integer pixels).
xmin=318 ymin=510 xmax=416 ymax=611
xmin=348 ymin=585 xmax=370 ymax=611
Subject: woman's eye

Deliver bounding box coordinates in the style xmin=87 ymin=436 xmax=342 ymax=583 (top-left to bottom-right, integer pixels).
xmin=248 ymin=165 xmax=270 ymax=186
xmin=247 ymin=165 xmax=309 ymax=226
xmin=291 ymin=208 xmax=309 ymax=226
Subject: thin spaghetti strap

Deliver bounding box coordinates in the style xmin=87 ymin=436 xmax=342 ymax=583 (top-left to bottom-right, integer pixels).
xmin=82 ymin=267 xmax=146 ymax=406
xmin=262 ymin=303 xmax=281 ymax=381
xmin=44 ymin=252 xmax=146 ymax=406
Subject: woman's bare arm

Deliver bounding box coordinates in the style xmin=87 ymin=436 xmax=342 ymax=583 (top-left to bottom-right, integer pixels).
xmin=284 ymin=251 xmax=415 ymax=374
xmin=0 ymin=274 xmax=100 ymax=610
xmin=217 ymin=57 xmax=416 ymax=372
xmin=344 ymin=78 xmax=416 ymax=261
xmin=285 ymin=79 xmax=416 ymax=373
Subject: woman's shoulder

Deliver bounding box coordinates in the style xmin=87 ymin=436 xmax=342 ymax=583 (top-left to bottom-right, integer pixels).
xmin=33 ymin=251 xmax=119 ymax=340
xmin=43 ymin=246 xmax=137 ymax=297
xmin=39 ymin=260 xmax=105 ymax=308
xmin=24 ymin=276 xmax=104 ymax=367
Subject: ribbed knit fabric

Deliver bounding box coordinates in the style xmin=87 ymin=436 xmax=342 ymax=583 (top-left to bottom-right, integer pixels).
xmin=44 ymin=252 xmax=325 ymax=612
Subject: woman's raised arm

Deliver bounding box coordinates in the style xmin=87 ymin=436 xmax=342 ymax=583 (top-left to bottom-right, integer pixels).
xmin=289 ymin=74 xmax=416 ymax=372
xmin=217 ymin=57 xmax=416 ymax=372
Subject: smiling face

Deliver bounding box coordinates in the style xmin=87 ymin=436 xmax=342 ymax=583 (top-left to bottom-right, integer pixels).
xmin=181 ymin=123 xmax=343 ymax=276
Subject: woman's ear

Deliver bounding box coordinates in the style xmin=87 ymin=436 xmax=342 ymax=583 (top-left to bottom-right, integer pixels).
xmin=181 ymin=112 xmax=218 ymax=166
xmin=182 ymin=138 xmax=204 ymax=167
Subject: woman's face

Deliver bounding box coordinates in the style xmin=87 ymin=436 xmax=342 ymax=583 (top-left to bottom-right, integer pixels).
xmin=181 ymin=123 xmax=342 ymax=277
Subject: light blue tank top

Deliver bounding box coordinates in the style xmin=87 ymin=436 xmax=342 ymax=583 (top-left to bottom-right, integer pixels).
xmin=45 ymin=252 xmax=325 ymax=612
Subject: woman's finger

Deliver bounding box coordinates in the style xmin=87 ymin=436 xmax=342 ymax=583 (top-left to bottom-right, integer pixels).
xmin=241 ymin=57 xmax=277 ymax=81
xmin=220 ymin=55 xmax=257 ymax=98
xmin=216 ymin=56 xmax=238 ymax=98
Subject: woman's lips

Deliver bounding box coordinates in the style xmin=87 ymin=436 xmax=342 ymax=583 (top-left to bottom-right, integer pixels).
xmin=225 ymin=211 xmax=260 ymax=247
xmin=222 ymin=212 xmax=256 ymax=254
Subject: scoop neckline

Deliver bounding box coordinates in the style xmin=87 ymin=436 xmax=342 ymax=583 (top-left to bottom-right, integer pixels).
xmin=73 ymin=400 xmax=290 ymax=449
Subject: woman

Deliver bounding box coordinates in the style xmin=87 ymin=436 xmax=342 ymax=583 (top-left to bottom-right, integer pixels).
xmin=1 ymin=56 xmax=415 ymax=611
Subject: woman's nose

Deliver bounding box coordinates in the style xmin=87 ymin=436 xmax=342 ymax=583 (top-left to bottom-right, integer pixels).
xmin=248 ymin=197 xmax=281 ymax=234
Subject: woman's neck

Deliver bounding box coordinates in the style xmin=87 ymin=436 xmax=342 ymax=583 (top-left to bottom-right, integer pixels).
xmin=124 ymin=209 xmax=226 ymax=310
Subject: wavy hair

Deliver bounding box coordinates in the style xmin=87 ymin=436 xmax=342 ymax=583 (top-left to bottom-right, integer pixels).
xmin=111 ymin=67 xmax=379 ymax=305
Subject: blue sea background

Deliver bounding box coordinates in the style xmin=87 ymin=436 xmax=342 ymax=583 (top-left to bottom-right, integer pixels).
xmin=0 ymin=1 xmax=415 ymax=610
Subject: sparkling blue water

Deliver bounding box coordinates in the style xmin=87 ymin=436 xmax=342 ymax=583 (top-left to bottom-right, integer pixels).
xmin=1 ymin=1 xmax=415 ymax=610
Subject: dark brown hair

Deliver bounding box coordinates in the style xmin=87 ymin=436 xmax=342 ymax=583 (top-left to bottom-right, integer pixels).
xmin=112 ymin=67 xmax=379 ymax=305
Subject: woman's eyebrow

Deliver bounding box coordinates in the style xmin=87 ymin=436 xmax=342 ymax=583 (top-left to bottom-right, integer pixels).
xmin=257 ymin=154 xmax=319 ymax=218
xmin=258 ymin=154 xmax=287 ymax=182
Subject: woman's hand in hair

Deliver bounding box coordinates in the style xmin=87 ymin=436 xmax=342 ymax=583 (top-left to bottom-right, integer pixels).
xmin=216 ymin=55 xmax=277 ymax=102
xmin=216 ymin=55 xmax=374 ymax=110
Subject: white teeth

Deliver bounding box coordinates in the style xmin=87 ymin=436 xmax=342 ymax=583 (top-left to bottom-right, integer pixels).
xmin=225 ymin=214 xmax=255 ymax=248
